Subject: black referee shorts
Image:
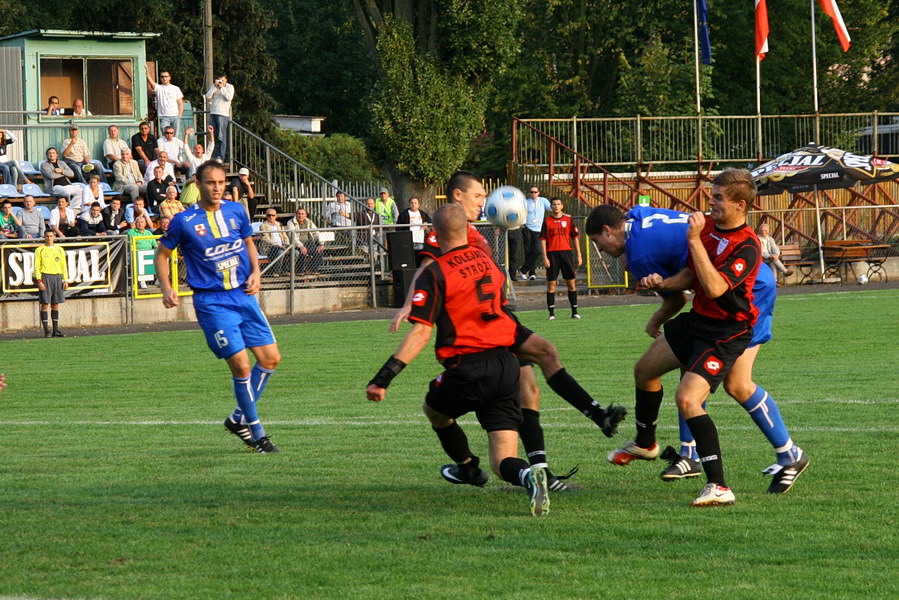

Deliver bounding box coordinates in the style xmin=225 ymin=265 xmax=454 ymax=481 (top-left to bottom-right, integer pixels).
xmin=664 ymin=310 xmax=752 ymax=392
xmin=38 ymin=273 xmax=66 ymax=304
xmin=426 ymin=348 xmax=522 ymax=432
xmin=546 ymin=250 xmax=576 ymax=281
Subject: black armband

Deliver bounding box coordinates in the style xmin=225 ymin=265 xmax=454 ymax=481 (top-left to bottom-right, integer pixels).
xmin=369 ymin=356 xmax=407 ymax=389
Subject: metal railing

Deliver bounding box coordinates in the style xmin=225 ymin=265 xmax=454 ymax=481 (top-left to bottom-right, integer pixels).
xmin=514 ymin=113 xmax=899 ymax=168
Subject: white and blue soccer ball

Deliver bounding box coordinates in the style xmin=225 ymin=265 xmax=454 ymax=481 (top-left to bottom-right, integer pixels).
xmin=485 ymin=186 xmax=527 ymax=229
xmin=857 ymin=274 xmax=869 ymax=285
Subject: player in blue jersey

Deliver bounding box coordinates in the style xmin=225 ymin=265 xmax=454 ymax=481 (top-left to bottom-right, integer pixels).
xmin=154 ymin=160 xmax=282 ymax=453
xmin=586 ymin=200 xmax=809 ymax=495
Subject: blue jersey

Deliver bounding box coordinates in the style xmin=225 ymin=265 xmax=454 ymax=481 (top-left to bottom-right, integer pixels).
xmin=159 ymin=201 xmax=254 ymax=292
xmin=624 ymin=206 xmax=775 ymax=345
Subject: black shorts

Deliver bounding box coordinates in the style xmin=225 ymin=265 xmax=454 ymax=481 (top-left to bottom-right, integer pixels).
xmin=663 ymin=310 xmax=752 ymax=392
xmin=426 ymin=348 xmax=522 ymax=432
xmin=546 ymin=250 xmax=576 ymax=281
xmin=38 ymin=273 xmax=66 ymax=304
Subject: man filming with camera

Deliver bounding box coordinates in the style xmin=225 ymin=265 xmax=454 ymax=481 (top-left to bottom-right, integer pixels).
xmin=205 ymin=73 xmax=235 ymax=161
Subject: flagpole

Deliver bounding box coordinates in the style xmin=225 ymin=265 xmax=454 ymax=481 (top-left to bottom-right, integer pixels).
xmin=693 ymin=0 xmax=701 ymax=114
xmin=756 ymin=57 xmax=763 ymax=160
xmin=811 ymin=0 xmax=820 ymax=117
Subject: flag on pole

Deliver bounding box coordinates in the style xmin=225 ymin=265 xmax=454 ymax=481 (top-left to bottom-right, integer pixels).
xmin=698 ymin=0 xmax=712 ymax=65
xmin=755 ymin=0 xmax=770 ymax=60
xmin=818 ymin=0 xmax=851 ymax=51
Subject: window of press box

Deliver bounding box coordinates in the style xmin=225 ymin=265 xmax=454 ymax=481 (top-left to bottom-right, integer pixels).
xmin=40 ymin=57 xmax=135 ymax=116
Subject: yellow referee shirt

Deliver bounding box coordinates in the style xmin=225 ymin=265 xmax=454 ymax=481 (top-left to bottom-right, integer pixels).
xmin=34 ymin=245 xmax=68 ymax=280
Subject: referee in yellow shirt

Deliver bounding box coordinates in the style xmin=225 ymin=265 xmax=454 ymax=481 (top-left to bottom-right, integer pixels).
xmin=34 ymin=230 xmax=68 ymax=337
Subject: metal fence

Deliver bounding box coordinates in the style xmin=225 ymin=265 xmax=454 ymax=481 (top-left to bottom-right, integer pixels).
xmin=514 ymin=113 xmax=899 ymax=168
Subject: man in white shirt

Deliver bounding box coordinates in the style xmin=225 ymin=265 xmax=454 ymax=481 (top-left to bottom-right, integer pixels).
xmin=205 ymin=73 xmax=235 ymax=160
xmin=149 ymin=71 xmax=184 ymax=136
xmin=184 ymin=125 xmax=215 ymax=179
xmin=103 ymin=125 xmax=129 ymax=168
xmin=142 ymin=151 xmax=176 ymax=184
xmin=61 ymin=125 xmax=107 ymax=183
xmin=156 ymin=126 xmax=190 ymax=177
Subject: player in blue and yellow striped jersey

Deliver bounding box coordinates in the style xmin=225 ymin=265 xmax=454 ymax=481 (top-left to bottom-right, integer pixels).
xmin=155 ymin=161 xmax=281 ymax=453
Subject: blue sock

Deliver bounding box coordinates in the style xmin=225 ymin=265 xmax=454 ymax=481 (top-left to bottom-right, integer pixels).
xmin=230 ymin=365 xmax=275 ymax=424
xmin=233 ymin=376 xmax=266 ymax=441
xmin=677 ymin=402 xmax=705 ymax=460
xmin=742 ymin=386 xmax=801 ymax=466
xmin=251 ymin=364 xmax=275 ymax=403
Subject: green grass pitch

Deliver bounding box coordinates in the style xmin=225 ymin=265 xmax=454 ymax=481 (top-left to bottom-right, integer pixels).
xmin=1 ymin=289 xmax=897 ymax=599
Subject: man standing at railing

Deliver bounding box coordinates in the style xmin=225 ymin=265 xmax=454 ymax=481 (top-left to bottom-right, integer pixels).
xmin=519 ymin=186 xmax=551 ymax=280
xmin=205 ymin=73 xmax=235 ymax=161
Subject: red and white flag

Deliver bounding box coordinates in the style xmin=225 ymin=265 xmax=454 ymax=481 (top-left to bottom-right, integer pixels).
xmin=818 ymin=0 xmax=851 ymax=52
xmin=755 ymin=0 xmax=770 ymax=60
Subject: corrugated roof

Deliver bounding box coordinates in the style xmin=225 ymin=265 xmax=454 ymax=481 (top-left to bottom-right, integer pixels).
xmin=0 ymin=29 xmax=160 ymax=42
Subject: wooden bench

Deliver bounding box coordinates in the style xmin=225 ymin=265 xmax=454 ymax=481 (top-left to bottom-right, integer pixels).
xmin=778 ymin=244 xmax=816 ymax=285
xmin=822 ymin=239 xmax=890 ymax=283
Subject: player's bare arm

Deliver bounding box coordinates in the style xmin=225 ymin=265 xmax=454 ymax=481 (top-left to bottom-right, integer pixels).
xmin=243 ymin=236 xmax=262 ymax=295
xmin=367 ymin=321 xmax=433 ymax=401
xmin=542 ymin=239 xmax=550 ymax=268
xmin=687 ymin=211 xmax=729 ymax=298
xmin=646 ymin=292 xmax=687 ymax=338
xmin=389 ymin=256 xmax=434 ymax=333
xmin=154 ymin=244 xmax=179 ymax=308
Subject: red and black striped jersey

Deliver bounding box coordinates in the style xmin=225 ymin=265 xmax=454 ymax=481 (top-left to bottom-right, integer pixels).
xmin=688 ymin=221 xmax=761 ymax=324
xmin=408 ymin=244 xmax=517 ymax=361
xmin=540 ymin=214 xmax=578 ymax=253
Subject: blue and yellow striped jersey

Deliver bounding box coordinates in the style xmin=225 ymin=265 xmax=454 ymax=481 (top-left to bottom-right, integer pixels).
xmin=159 ymin=201 xmax=254 ymax=291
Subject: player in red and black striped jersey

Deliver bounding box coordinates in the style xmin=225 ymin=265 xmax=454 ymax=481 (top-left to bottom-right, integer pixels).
xmin=389 ymin=172 xmax=626 ymax=492
xmin=540 ymin=197 xmax=583 ymax=320
xmin=367 ymin=204 xmax=550 ymax=515
xmin=623 ymin=169 xmax=762 ymax=507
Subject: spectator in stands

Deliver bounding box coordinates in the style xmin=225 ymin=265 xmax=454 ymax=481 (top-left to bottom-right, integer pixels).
xmin=49 ymin=197 xmax=79 ymax=238
xmin=125 ymin=197 xmax=155 ymax=228
xmin=43 ymin=96 xmax=62 ymax=116
xmin=18 ymin=196 xmax=45 ymax=239
xmin=1 ymin=129 xmax=31 ymax=189
xmin=103 ymin=125 xmax=129 ymax=168
xmin=184 ymin=126 xmax=215 ymax=179
xmin=258 ymin=209 xmax=294 ymax=272
xmin=61 ymin=125 xmax=107 ymax=183
xmin=148 ymin=70 xmax=184 ymax=136
xmin=326 ymin=192 xmax=352 ymax=228
xmin=758 ymin=223 xmax=793 ymax=281
xmin=128 ymin=215 xmax=157 ymax=249
xmin=375 ymin=187 xmax=399 ymax=225
xmin=355 ymin=196 xmax=381 ymax=250
xmin=102 ymin=197 xmax=128 ymax=235
xmin=131 ymin=122 xmax=157 ymax=171
xmin=396 ymin=196 xmax=430 ymax=257
xmin=156 ymin=126 xmax=190 ymax=178
xmin=154 ymin=215 xmax=171 ymax=236
xmin=159 ymin=185 xmax=185 ymax=219
xmin=113 ymin=148 xmax=143 ymax=203
xmin=40 ymin=148 xmax=81 ymax=200
xmin=34 ymin=230 xmax=68 ymax=338
xmin=78 ymin=203 xmax=108 ymax=236
xmin=144 ymin=166 xmax=172 ymax=214
xmin=287 ymin=207 xmax=324 ymax=274
xmin=229 ymin=167 xmax=256 ymax=218
xmin=205 ymin=73 xmax=235 ymax=160
xmin=71 ymin=98 xmax=92 ymax=117
xmin=1 ymin=200 xmax=22 ymax=239
xmin=142 ymin=151 xmax=176 ymax=185
xmin=78 ymin=173 xmax=107 ymax=215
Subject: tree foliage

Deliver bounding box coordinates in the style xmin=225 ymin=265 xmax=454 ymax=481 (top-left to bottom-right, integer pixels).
xmin=272 ymin=131 xmax=382 ymax=182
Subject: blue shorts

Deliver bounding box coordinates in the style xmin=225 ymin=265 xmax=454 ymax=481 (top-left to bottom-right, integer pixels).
xmin=749 ymin=262 xmax=776 ymax=347
xmin=193 ymin=289 xmax=276 ymax=359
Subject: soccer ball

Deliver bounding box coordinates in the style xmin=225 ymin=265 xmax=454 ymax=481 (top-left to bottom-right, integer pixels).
xmin=485 ymin=186 xmax=527 ymax=229
xmin=857 ymin=274 xmax=869 ymax=285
